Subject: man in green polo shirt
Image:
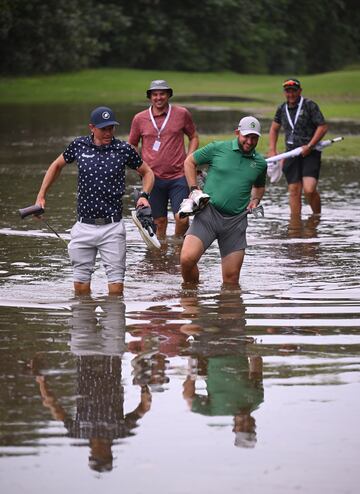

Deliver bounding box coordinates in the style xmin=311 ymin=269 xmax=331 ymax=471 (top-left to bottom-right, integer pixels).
xmin=180 ymin=116 xmax=267 ymax=286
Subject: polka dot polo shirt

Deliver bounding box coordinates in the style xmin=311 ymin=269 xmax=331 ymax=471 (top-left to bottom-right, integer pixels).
xmin=63 ymin=135 xmax=142 ymax=219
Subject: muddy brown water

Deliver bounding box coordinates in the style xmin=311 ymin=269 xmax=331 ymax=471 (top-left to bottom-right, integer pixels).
xmin=0 ymin=104 xmax=359 ymax=494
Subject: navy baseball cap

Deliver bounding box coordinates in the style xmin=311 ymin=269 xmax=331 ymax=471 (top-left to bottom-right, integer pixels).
xmin=90 ymin=106 xmax=119 ymax=128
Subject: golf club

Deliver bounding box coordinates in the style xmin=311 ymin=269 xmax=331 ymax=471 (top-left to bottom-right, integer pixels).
xmin=247 ymin=204 xmax=264 ymax=218
xmin=19 ymin=204 xmax=68 ymax=246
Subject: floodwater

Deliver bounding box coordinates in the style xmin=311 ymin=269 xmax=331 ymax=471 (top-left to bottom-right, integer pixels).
xmin=0 ymin=103 xmax=360 ymax=494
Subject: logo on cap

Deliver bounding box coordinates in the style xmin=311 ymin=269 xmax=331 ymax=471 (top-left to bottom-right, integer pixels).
xmin=102 ymin=111 xmax=110 ymax=120
xmin=237 ymin=116 xmax=261 ymax=136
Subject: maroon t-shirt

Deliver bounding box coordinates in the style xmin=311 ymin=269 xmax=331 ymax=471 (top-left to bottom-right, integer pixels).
xmin=129 ymin=105 xmax=197 ymax=179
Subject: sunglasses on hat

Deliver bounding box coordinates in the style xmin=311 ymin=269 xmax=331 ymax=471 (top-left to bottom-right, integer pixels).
xmin=283 ymin=79 xmax=301 ymax=90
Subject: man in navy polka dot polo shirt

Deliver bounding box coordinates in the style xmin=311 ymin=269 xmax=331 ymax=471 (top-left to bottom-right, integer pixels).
xmin=36 ymin=106 xmax=154 ymax=296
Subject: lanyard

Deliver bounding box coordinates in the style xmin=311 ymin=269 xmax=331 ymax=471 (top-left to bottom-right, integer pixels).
xmin=285 ymin=96 xmax=303 ymax=130
xmin=149 ymin=104 xmax=172 ymax=139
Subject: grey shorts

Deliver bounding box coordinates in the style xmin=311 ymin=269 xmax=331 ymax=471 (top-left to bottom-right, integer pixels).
xmin=185 ymin=203 xmax=248 ymax=258
xmin=68 ymin=221 xmax=126 ymax=284
xmin=70 ymin=299 xmax=126 ymax=356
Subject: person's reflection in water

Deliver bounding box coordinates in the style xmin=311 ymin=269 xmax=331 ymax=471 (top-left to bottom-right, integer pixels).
xmin=286 ymin=213 xmax=321 ymax=260
xmin=180 ymin=287 xmax=264 ymax=448
xmin=127 ymin=303 xmax=190 ymax=392
xmin=34 ymin=297 xmax=151 ymax=472
xmin=288 ymin=213 xmax=320 ymax=239
xmin=131 ymin=346 xmax=170 ymax=393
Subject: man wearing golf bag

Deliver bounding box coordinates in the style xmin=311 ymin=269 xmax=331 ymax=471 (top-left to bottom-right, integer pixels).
xmin=268 ymin=78 xmax=328 ymax=217
xmin=180 ymin=116 xmax=267 ymax=287
xmin=35 ymin=106 xmax=154 ymax=296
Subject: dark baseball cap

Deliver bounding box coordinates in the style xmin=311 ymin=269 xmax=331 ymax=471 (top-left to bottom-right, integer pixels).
xmin=90 ymin=106 xmax=119 ymax=128
xmin=283 ymin=78 xmax=301 ymax=90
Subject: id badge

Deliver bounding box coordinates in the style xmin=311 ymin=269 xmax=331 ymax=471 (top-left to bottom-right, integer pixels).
xmin=152 ymin=139 xmax=161 ymax=151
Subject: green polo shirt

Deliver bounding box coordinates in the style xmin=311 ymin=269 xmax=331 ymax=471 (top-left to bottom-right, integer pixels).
xmin=193 ymin=138 xmax=267 ymax=215
xmin=191 ymin=355 xmax=264 ymax=416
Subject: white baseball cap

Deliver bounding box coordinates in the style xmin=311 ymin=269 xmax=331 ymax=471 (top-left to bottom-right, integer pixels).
xmin=237 ymin=116 xmax=261 ymax=136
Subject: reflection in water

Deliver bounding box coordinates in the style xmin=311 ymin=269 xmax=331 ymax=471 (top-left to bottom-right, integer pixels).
xmin=180 ymin=289 xmax=263 ymax=448
xmin=32 ymin=297 xmax=151 ymax=472
xmin=183 ymin=354 xmax=263 ymax=448
xmin=128 ymin=288 xmax=264 ymax=447
xmin=70 ymin=297 xmax=127 ymax=356
xmin=127 ymin=299 xmax=189 ymax=392
xmin=287 ymin=214 xmax=321 ymax=240
xmin=285 ymin=214 xmax=321 ymax=261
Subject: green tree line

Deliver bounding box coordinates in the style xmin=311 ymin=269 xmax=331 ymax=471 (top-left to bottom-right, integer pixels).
xmin=1 ymin=0 xmax=359 ymax=76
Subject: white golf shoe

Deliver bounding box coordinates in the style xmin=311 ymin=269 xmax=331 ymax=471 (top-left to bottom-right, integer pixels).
xmin=179 ymin=189 xmax=210 ymax=218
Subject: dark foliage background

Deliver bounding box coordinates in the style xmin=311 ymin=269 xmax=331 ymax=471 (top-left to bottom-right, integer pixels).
xmin=1 ymin=0 xmax=359 ymax=75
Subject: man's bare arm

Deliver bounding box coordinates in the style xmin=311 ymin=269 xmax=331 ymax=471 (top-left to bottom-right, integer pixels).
xmin=36 ymin=154 xmax=67 ymax=209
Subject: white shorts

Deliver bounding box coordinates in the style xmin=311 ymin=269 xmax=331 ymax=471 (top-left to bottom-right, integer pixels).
xmin=68 ymin=221 xmax=126 ymax=284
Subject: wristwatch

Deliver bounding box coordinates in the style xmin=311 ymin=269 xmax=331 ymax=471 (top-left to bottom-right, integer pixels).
xmin=139 ymin=191 xmax=150 ymax=200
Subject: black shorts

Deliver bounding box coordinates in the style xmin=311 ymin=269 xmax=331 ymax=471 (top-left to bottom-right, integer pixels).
xmin=283 ymin=150 xmax=321 ymax=184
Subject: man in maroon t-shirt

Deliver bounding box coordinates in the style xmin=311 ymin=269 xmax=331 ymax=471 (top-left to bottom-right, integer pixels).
xmin=129 ymin=80 xmax=199 ymax=238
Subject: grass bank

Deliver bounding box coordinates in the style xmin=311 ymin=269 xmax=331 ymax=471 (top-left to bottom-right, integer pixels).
xmin=1 ymin=68 xmax=359 ymax=158
xmin=1 ymin=68 xmax=360 ymax=120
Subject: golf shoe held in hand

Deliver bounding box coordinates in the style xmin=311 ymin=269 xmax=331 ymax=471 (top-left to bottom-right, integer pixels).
xmin=179 ymin=189 xmax=210 ymax=218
